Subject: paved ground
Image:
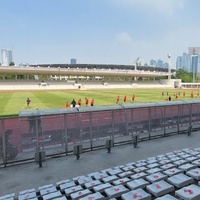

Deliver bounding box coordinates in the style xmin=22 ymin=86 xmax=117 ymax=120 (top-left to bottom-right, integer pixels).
xmin=0 ymin=131 xmax=200 ymax=197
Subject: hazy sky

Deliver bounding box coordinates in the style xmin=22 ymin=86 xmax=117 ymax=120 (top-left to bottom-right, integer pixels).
xmin=1 ymin=0 xmax=200 ymax=68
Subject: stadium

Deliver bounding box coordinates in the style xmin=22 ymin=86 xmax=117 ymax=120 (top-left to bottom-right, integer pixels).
xmin=1 ymin=64 xmax=200 ymax=199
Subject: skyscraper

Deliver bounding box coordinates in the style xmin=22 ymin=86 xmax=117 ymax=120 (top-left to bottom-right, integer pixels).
xmin=1 ymin=49 xmax=13 ymax=66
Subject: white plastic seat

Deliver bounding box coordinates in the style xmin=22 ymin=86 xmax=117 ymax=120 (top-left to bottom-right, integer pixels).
xmin=173 ymin=159 xmax=188 ymax=166
xmin=40 ymin=186 xmax=57 ymax=196
xmin=167 ymin=173 xmax=194 ymax=188
xmin=126 ymin=178 xmax=149 ymax=190
xmin=121 ymin=188 xmax=151 ymax=200
xmin=38 ymin=184 xmax=54 ymax=190
xmin=84 ymin=180 xmax=102 ymax=189
xmin=18 ymin=192 xmax=37 ymax=200
xmin=133 ymin=167 xmax=148 ymax=173
xmin=146 ymin=172 xmax=167 ymax=183
xmin=79 ymin=192 xmax=105 ymax=200
xmin=59 ymin=181 xmax=76 ymax=191
xmin=19 ymin=189 xmax=35 ymax=195
xmin=64 ymin=185 xmax=83 ymax=196
xmin=175 ymin=184 xmax=200 ymax=200
xmin=0 ymin=194 xmax=15 ymax=200
xmin=118 ymin=171 xmax=134 ymax=178
xmin=113 ymin=177 xmax=130 ymax=185
xmin=56 ymin=179 xmax=70 ymax=187
xmin=146 ymin=167 xmax=162 ymax=174
xmin=178 ymin=163 xmax=197 ymax=172
xmin=147 ymin=163 xmax=160 ymax=169
xmin=93 ymin=183 xmax=112 ymax=193
xmin=93 ymin=172 xmax=108 ymax=180
xmin=160 ymin=164 xmax=175 ymax=170
xmin=77 ymin=177 xmax=93 ymax=185
xmin=131 ymin=172 xmax=147 ymax=179
xmin=105 ymin=185 xmax=129 ymax=199
xmin=163 ymin=168 xmax=183 ymax=176
xmin=42 ymin=191 xmax=62 ymax=200
xmin=70 ymin=189 xmax=92 ymax=200
xmin=192 ymin=159 xmax=200 ymax=167
xmin=146 ymin=180 xmax=174 ymax=197
xmin=122 ymin=166 xmax=135 ymax=172
xmin=154 ymin=194 xmax=178 ymax=199
xmin=102 ymin=175 xmax=118 ymax=183
xmin=186 ymin=168 xmax=200 ymax=180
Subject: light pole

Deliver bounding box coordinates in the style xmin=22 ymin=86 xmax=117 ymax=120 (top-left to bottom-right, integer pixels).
xmin=167 ymin=53 xmax=171 ymax=80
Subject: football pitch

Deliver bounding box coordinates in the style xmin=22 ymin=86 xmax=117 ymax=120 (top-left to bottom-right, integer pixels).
xmin=0 ymin=88 xmax=199 ymax=116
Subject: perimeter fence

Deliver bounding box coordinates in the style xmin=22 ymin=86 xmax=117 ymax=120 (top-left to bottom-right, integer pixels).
xmin=0 ymin=100 xmax=200 ymax=166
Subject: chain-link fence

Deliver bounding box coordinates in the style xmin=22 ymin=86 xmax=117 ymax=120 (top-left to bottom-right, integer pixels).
xmin=1 ymin=100 xmax=200 ymax=166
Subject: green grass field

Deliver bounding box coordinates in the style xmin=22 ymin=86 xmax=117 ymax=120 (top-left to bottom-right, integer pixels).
xmin=0 ymin=88 xmax=199 ymax=116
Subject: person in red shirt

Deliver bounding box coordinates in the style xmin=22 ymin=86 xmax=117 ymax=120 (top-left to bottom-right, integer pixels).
xmin=65 ymin=102 xmax=70 ymax=108
xmin=85 ymin=97 xmax=89 ymax=106
xmin=116 ymin=95 xmax=120 ymax=104
xmin=78 ymin=98 xmax=82 ymax=107
xmin=191 ymin=91 xmax=194 ymax=98
xmin=132 ymin=94 xmax=135 ymax=102
xmin=91 ymin=99 xmax=94 ymax=106
xmin=123 ymin=95 xmax=127 ymax=103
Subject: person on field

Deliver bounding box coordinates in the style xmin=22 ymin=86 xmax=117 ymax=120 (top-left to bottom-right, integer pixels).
xmin=26 ymin=97 xmax=31 ymax=108
xmin=91 ymin=99 xmax=94 ymax=106
xmin=116 ymin=95 xmax=120 ymax=104
xmin=65 ymin=102 xmax=70 ymax=108
xmin=78 ymin=98 xmax=82 ymax=107
xmin=123 ymin=95 xmax=127 ymax=103
xmin=85 ymin=97 xmax=89 ymax=106
xmin=71 ymin=99 xmax=76 ymax=107
xmin=132 ymin=94 xmax=135 ymax=102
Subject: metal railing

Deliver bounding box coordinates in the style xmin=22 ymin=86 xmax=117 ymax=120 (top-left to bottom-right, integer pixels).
xmin=1 ymin=100 xmax=200 ymax=166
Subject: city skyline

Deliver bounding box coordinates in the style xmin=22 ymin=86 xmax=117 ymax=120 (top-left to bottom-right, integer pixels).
xmin=1 ymin=0 xmax=200 ymax=68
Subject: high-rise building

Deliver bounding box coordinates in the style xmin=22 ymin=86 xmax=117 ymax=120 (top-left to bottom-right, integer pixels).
xmin=71 ymin=58 xmax=77 ymax=64
xmin=1 ymin=49 xmax=13 ymax=66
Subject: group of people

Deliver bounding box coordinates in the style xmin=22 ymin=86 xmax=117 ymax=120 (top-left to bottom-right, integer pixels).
xmin=66 ymin=97 xmax=94 ymax=108
xmin=163 ymin=91 xmax=199 ymax=101
xmin=116 ymin=94 xmax=135 ymax=104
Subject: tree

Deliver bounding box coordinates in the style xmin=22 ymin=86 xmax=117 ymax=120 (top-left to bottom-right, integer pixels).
xmin=175 ymin=69 xmax=193 ymax=82
xmin=9 ymin=62 xmax=15 ymax=66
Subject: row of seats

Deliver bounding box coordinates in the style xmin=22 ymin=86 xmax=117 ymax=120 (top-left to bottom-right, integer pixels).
xmin=1 ymin=148 xmax=200 ymax=199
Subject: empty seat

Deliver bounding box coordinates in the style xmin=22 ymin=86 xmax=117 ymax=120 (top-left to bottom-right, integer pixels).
xmin=19 ymin=189 xmax=35 ymax=195
xmin=93 ymin=183 xmax=112 ymax=193
xmin=59 ymin=181 xmax=76 ymax=191
xmin=167 ymin=173 xmax=194 ymax=188
xmin=79 ymin=192 xmax=105 ymax=200
xmin=64 ymin=185 xmax=83 ymax=196
xmin=0 ymin=194 xmax=15 ymax=200
xmin=84 ymin=180 xmax=102 ymax=189
xmin=126 ymin=178 xmax=149 ymax=190
xmin=131 ymin=172 xmax=147 ymax=179
xmin=163 ymin=168 xmax=183 ymax=176
xmin=187 ymin=168 xmax=200 ymax=180
xmin=121 ymin=188 xmax=151 ymax=200
xmin=105 ymin=185 xmax=129 ymax=199
xmin=18 ymin=192 xmax=37 ymax=200
xmin=178 ymin=163 xmax=197 ymax=172
xmin=40 ymin=186 xmax=57 ymax=196
xmin=175 ymin=184 xmax=200 ymax=200
xmin=113 ymin=178 xmax=130 ymax=185
xmin=70 ymin=189 xmax=92 ymax=200
xmin=102 ymin=175 xmax=118 ymax=183
xmin=154 ymin=194 xmax=178 ymax=199
xmin=42 ymin=191 xmax=62 ymax=200
xmin=146 ymin=180 xmax=174 ymax=197
xmin=146 ymin=172 xmax=167 ymax=183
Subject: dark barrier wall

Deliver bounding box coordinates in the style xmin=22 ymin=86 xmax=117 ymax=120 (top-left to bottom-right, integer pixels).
xmin=1 ymin=100 xmax=200 ymax=165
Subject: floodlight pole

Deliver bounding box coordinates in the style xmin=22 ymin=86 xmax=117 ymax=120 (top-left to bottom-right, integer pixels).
xmin=168 ymin=54 xmax=171 ymax=80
